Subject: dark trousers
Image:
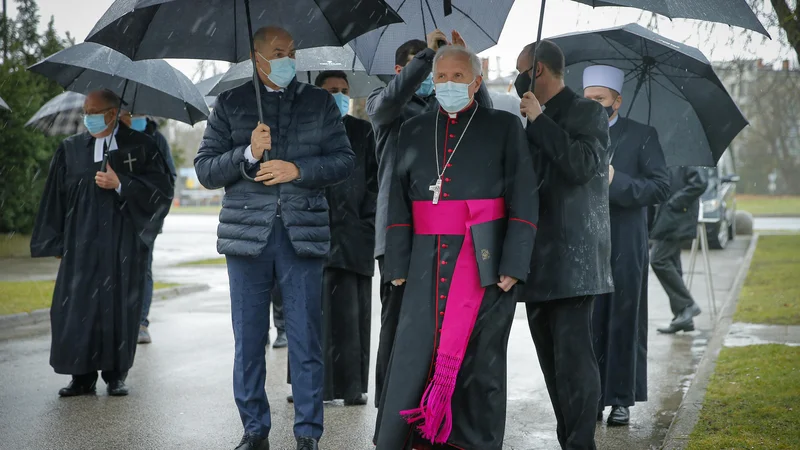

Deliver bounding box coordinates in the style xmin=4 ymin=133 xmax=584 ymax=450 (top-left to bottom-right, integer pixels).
xmin=140 ymin=249 xmax=153 ymax=327
xmin=270 ymin=286 xmax=286 ymax=334
xmin=226 ymin=219 xmax=324 ymax=439
xmin=650 ymin=239 xmax=695 ymax=317
xmin=73 ymin=370 xmax=126 ymax=385
xmin=527 ymin=296 xmax=600 ymax=450
xmin=375 ymin=256 xmax=404 ymax=408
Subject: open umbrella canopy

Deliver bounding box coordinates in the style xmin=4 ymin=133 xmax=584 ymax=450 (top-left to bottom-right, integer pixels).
xmin=195 ymin=73 xmax=225 ymax=108
xmin=551 ymin=23 xmax=748 ymax=167
xmin=572 ymin=0 xmax=769 ymax=38
xmin=85 ymin=0 xmax=404 ymax=63
xmin=350 ymin=0 xmax=516 ymax=74
xmin=28 ymin=42 xmax=209 ymax=125
xmin=25 ymin=91 xmax=87 ymax=136
xmin=0 ymin=96 xmax=9 ymax=111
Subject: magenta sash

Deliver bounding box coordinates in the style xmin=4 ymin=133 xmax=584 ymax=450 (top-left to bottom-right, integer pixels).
xmin=400 ymin=198 xmax=506 ymax=443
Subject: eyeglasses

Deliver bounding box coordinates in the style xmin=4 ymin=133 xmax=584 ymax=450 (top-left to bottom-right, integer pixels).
xmin=81 ymin=107 xmax=115 ymax=119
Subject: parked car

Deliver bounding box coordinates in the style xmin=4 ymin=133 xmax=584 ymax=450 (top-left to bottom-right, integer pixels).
xmin=701 ymin=151 xmax=740 ymax=249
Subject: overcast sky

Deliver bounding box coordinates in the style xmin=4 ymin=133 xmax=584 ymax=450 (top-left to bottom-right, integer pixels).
xmin=9 ymin=0 xmax=793 ymax=82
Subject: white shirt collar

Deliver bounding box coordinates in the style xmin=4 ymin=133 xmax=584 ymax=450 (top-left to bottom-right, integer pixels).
xmin=93 ymin=125 xmax=120 ymax=163
xmin=264 ymin=84 xmax=284 ymax=93
xmin=609 ymin=115 xmax=619 ymax=128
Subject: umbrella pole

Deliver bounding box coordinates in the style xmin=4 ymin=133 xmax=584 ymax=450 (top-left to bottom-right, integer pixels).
xmin=241 ymin=0 xmax=267 ymax=182
xmin=529 ymin=0 xmax=547 ymax=93
xmin=102 ymin=79 xmax=129 ymax=172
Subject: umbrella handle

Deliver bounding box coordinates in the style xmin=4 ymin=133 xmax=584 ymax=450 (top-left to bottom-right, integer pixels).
xmin=529 ymin=0 xmax=547 ymax=93
xmin=241 ymin=0 xmax=268 ymax=183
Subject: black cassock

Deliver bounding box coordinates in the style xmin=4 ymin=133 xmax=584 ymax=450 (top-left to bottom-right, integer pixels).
xmin=593 ymin=117 xmax=669 ymax=407
xmin=377 ymin=103 xmax=538 ymax=450
xmin=30 ymin=125 xmax=173 ymax=376
xmin=286 ymin=115 xmax=378 ymax=401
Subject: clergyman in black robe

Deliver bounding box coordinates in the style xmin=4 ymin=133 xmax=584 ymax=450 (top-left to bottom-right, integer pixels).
xmin=583 ymin=65 xmax=671 ymax=426
xmin=376 ymin=46 xmax=538 ymax=450
xmin=30 ymin=90 xmax=173 ymax=397
xmin=286 ymin=70 xmax=378 ymax=405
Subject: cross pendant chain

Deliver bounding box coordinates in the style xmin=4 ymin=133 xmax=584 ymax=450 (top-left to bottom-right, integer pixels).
xmin=429 ymin=178 xmax=443 ymax=205
xmin=124 ymin=154 xmax=137 ymax=171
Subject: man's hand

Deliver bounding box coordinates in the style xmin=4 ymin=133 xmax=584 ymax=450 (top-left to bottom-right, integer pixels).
xmin=95 ymin=164 xmax=120 ymax=190
xmin=392 ymin=279 xmax=406 ymax=286
xmin=497 ymin=275 xmax=518 ymax=292
xmin=520 ymin=92 xmax=543 ymax=122
xmin=427 ymin=29 xmax=448 ymax=51
xmin=250 ymin=123 xmax=271 ymax=161
xmin=451 ymin=30 xmax=466 ymax=48
xmin=255 ymin=160 xmax=300 ymax=185
xmin=609 ymin=165 xmax=615 ymax=185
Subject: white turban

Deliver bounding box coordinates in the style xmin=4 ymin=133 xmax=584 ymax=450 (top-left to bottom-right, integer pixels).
xmin=583 ymin=65 xmax=624 ymax=94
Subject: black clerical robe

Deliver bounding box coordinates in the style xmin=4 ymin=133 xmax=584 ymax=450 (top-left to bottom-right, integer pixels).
xmin=376 ymin=102 xmax=539 ymax=450
xmin=592 ymin=117 xmax=670 ymax=408
xmin=30 ymin=125 xmax=173 ymax=375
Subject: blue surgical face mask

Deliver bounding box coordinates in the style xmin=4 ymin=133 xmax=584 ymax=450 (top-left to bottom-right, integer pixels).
xmin=83 ymin=114 xmax=109 ymax=135
xmin=332 ymin=92 xmax=350 ymax=117
xmin=130 ymin=116 xmax=148 ymax=132
xmin=435 ymin=79 xmax=476 ymax=113
xmin=416 ymin=73 xmax=434 ymax=97
xmin=257 ymin=53 xmax=296 ymax=88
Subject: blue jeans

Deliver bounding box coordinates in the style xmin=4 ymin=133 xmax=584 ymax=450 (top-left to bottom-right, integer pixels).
xmin=227 ymin=219 xmax=324 ymax=439
xmin=140 ymin=249 xmax=153 ymax=327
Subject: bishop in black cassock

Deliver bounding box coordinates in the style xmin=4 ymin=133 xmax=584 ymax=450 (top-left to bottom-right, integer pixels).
xmin=583 ymin=66 xmax=670 ymax=426
xmin=30 ymin=90 xmax=173 ymax=397
xmin=376 ymin=46 xmax=538 ymax=450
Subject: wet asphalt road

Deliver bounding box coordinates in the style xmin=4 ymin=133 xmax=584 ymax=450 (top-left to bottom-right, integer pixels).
xmin=0 ymin=214 xmax=753 ymax=449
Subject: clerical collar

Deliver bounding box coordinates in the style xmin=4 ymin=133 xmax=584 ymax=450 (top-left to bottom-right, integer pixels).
xmin=609 ymin=115 xmax=619 ymax=127
xmin=93 ymin=124 xmax=120 ymax=163
xmin=439 ymin=100 xmax=478 ymax=119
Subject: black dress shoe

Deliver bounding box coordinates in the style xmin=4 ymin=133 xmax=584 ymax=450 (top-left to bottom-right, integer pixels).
xmin=296 ymin=437 xmax=319 ymax=450
xmin=273 ymin=331 xmax=288 ymax=349
xmin=657 ymin=321 xmax=695 ymax=334
xmin=107 ymin=380 xmax=129 ymax=396
xmin=607 ymin=406 xmax=630 ymax=426
xmin=58 ymin=379 xmax=97 ymax=397
xmin=287 ymin=394 xmax=294 ymax=403
xmin=235 ymin=433 xmax=269 ymax=450
xmin=344 ymin=393 xmax=368 ymax=406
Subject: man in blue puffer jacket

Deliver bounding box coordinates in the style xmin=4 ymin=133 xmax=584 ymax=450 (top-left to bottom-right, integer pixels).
xmin=194 ymin=26 xmax=354 ymax=450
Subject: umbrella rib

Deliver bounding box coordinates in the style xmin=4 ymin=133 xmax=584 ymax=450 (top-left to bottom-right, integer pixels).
xmin=419 ymin=0 xmax=428 ymax=39
xmin=366 ymin=0 xmax=410 ymax=73
xmin=424 ymin=0 xmax=438 ymax=30
xmin=451 ymin=5 xmax=496 ymax=44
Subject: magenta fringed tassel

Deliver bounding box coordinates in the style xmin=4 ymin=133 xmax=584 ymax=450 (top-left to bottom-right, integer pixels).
xmin=399 ymin=353 xmax=461 ymax=444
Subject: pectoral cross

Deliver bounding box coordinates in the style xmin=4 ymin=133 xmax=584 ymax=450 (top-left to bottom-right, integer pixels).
xmin=429 ymin=178 xmax=442 ymax=205
xmin=123 ymin=154 xmax=137 ymax=172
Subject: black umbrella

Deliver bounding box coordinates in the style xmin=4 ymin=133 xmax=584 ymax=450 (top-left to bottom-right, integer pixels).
xmin=0 ymin=96 xmax=9 ymax=111
xmin=87 ymin=0 xmax=402 ymax=172
xmin=195 ymin=73 xmax=225 ymax=108
xmin=202 ymin=45 xmax=385 ymax=98
xmin=25 ymin=91 xmax=87 ymax=136
xmin=28 ymin=42 xmax=209 ymax=126
xmin=551 ymin=23 xmax=747 ymax=167
xmin=528 ymin=0 xmax=768 ymax=92
xmin=350 ymin=0 xmax=516 ymax=75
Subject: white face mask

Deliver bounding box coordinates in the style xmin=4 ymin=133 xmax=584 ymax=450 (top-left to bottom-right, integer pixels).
xmin=435 ymin=78 xmax=476 ymax=113
xmin=257 ymin=52 xmax=296 ymax=88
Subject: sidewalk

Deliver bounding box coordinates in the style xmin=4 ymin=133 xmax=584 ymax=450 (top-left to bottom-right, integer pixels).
xmin=0 ymin=216 xmax=753 ymax=449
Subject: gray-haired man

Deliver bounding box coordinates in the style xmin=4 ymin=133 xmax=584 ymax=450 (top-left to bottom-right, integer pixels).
xmin=374 ymin=44 xmax=539 ymax=450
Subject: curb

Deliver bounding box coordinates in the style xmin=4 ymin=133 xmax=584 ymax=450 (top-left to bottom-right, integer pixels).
xmin=0 ymin=283 xmax=210 ymax=340
xmin=660 ymin=234 xmax=760 ymax=450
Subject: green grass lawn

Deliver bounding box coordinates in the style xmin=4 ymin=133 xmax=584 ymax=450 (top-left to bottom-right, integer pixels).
xmin=736 ymin=195 xmax=800 ymax=217
xmin=179 ymin=257 xmax=227 ymax=266
xmin=0 ymin=281 xmax=178 ymax=316
xmin=169 ymin=205 xmax=222 ymax=215
xmin=687 ymin=344 xmax=800 ymax=450
xmin=0 ymin=233 xmax=32 ymax=258
xmin=734 ymin=234 xmax=800 ymax=325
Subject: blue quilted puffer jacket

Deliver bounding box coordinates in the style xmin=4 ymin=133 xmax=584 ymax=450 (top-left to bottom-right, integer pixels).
xmin=194 ymin=78 xmax=355 ymax=258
